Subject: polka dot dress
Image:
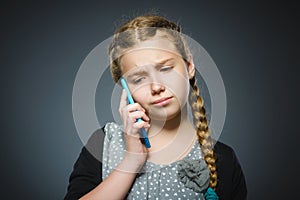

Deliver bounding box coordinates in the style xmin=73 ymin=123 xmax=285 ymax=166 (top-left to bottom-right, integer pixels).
xmin=102 ymin=122 xmax=206 ymax=200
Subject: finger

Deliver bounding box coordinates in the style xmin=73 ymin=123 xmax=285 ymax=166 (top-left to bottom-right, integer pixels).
xmin=127 ymin=103 xmax=146 ymax=113
xmin=133 ymin=120 xmax=150 ymax=130
xmin=141 ymin=112 xmax=150 ymax=122
xmin=129 ymin=111 xmax=150 ymax=122
xmin=119 ymin=89 xmax=128 ymax=111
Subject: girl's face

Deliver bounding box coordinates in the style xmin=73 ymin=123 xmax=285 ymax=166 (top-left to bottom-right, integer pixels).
xmin=120 ymin=39 xmax=195 ymax=121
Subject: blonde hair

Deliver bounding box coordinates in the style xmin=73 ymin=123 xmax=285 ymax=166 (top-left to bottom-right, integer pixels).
xmin=108 ymin=14 xmax=218 ymax=190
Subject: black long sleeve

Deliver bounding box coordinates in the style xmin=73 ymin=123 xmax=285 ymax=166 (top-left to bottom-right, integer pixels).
xmin=215 ymin=142 xmax=247 ymax=200
xmin=64 ymin=129 xmax=105 ymax=200
xmin=64 ymin=147 xmax=102 ymax=200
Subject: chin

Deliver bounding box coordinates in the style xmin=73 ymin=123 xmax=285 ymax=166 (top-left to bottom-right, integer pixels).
xmin=148 ymin=107 xmax=181 ymax=121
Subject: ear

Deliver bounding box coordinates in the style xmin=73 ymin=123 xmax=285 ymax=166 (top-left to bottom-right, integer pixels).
xmin=186 ymin=55 xmax=195 ymax=79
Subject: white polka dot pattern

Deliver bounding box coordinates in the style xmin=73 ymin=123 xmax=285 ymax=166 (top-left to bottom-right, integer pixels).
xmin=102 ymin=122 xmax=206 ymax=199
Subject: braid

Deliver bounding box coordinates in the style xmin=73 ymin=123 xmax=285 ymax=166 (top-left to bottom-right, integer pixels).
xmin=189 ymin=76 xmax=218 ymax=190
xmin=115 ymin=15 xmax=180 ymax=33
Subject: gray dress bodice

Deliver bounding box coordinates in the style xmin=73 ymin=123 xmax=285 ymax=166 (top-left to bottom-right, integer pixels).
xmin=102 ymin=122 xmax=206 ymax=200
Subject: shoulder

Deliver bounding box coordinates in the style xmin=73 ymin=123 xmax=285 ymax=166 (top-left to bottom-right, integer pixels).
xmin=65 ymin=122 xmax=123 ymax=200
xmin=214 ymin=141 xmax=234 ymax=155
xmin=85 ymin=122 xmax=123 ymax=160
xmin=213 ymin=141 xmax=244 ymax=174
xmin=103 ymin=122 xmax=123 ymax=139
xmin=213 ymin=140 xmax=241 ymax=175
xmin=213 ymin=141 xmax=237 ymax=179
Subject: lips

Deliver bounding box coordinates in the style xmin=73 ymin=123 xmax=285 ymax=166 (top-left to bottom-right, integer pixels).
xmin=152 ymin=97 xmax=173 ymax=106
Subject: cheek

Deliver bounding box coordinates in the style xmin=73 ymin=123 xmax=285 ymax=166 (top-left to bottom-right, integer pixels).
xmin=169 ymin=81 xmax=189 ymax=105
xmin=131 ymin=87 xmax=149 ymax=105
xmin=164 ymin=70 xmax=190 ymax=99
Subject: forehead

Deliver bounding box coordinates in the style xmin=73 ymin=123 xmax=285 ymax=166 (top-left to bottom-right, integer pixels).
xmin=120 ymin=39 xmax=182 ymax=73
xmin=121 ymin=49 xmax=183 ymax=77
xmin=121 ymin=48 xmax=178 ymax=66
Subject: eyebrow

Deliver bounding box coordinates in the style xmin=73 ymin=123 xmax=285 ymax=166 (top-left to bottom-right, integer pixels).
xmin=126 ymin=68 xmax=148 ymax=79
xmin=126 ymin=58 xmax=176 ymax=79
xmin=156 ymin=57 xmax=175 ymax=65
xmin=154 ymin=58 xmax=175 ymax=70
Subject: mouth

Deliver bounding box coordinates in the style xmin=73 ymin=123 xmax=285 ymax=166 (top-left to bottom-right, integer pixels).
xmin=152 ymin=97 xmax=173 ymax=106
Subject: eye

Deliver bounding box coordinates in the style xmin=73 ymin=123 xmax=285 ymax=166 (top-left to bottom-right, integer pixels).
xmin=160 ymin=66 xmax=173 ymax=72
xmin=131 ymin=77 xmax=145 ymax=84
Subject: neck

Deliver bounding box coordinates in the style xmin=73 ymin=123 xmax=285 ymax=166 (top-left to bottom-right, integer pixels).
xmin=146 ymin=104 xmax=198 ymax=163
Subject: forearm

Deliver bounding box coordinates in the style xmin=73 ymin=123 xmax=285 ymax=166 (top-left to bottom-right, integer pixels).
xmin=79 ymin=171 xmax=135 ymax=199
xmin=79 ymin=155 xmax=142 ymax=200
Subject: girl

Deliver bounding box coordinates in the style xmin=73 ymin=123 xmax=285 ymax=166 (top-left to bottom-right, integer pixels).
xmin=65 ymin=15 xmax=247 ymax=200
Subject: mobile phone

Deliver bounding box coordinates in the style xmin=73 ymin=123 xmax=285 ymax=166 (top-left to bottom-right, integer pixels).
xmin=120 ymin=77 xmax=151 ymax=148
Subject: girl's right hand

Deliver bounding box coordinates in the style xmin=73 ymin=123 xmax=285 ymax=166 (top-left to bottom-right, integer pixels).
xmin=119 ymin=89 xmax=150 ymax=171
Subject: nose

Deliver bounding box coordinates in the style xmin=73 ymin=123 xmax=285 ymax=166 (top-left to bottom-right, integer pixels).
xmin=151 ymin=81 xmax=165 ymax=95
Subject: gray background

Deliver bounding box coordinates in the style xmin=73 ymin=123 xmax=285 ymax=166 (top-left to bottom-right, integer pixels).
xmin=1 ymin=1 xmax=298 ymax=199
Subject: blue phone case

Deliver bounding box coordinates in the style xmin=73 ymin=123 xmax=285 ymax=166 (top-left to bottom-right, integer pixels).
xmin=120 ymin=78 xmax=151 ymax=148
